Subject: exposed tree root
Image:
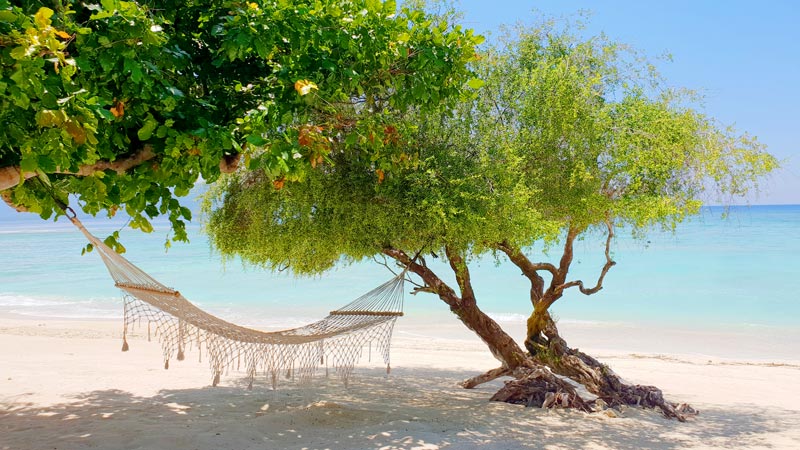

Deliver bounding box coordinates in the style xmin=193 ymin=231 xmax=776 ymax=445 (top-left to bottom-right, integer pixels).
xmin=525 ymin=317 xmax=699 ymax=421
xmin=488 ymin=366 xmax=592 ymax=412
xmin=460 ymin=366 xmax=510 ymax=389
xmin=462 ymin=318 xmax=698 ymax=420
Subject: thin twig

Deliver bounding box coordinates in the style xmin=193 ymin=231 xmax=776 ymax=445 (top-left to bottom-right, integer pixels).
xmin=555 ymin=219 xmax=616 ymax=295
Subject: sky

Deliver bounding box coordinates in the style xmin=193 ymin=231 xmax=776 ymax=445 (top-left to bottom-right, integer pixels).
xmin=456 ymin=0 xmax=800 ymax=205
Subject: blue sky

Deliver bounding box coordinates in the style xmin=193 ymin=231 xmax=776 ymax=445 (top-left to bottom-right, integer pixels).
xmin=457 ymin=0 xmax=800 ymax=205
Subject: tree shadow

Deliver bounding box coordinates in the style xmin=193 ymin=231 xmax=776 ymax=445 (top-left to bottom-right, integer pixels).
xmin=2 ymin=367 xmax=798 ymax=450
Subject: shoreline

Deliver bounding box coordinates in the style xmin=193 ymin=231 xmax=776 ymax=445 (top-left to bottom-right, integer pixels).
xmin=2 ymin=310 xmax=799 ymax=365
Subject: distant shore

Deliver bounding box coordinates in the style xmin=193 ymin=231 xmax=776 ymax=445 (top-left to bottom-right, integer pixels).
xmin=2 ymin=313 xmax=799 ymax=449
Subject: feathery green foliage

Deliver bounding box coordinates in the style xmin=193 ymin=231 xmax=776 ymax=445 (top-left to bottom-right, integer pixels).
xmin=206 ymin=22 xmax=777 ymax=274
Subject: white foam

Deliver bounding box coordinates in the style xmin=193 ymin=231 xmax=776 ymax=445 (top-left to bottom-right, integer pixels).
xmin=486 ymin=312 xmax=528 ymax=323
xmin=0 ymin=293 xmax=121 ymax=319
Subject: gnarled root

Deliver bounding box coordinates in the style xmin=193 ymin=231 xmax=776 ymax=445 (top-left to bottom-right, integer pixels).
xmin=532 ymin=317 xmax=698 ymax=421
xmin=489 ymin=366 xmax=593 ymax=412
xmin=618 ymin=383 xmax=698 ymax=421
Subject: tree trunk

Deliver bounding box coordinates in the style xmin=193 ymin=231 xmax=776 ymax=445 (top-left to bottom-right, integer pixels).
xmin=449 ymin=299 xmax=531 ymax=371
xmin=383 ymin=247 xmax=530 ymax=370
xmin=384 ymin=246 xmax=696 ymax=421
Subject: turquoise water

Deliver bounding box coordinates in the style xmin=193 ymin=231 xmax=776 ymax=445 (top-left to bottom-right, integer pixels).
xmin=1 ymin=205 xmax=799 ymax=332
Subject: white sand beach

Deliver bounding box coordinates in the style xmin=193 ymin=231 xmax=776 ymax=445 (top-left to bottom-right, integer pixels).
xmin=2 ymin=313 xmax=799 ymax=450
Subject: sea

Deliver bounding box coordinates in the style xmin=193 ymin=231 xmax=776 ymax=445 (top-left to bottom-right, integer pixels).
xmin=1 ymin=202 xmax=799 ymax=359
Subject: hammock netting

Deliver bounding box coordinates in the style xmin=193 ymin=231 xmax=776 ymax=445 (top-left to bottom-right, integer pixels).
xmin=68 ymin=214 xmax=404 ymax=389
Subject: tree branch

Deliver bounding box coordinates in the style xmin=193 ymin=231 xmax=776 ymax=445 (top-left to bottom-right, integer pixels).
xmin=445 ymin=246 xmax=476 ymax=305
xmin=494 ymin=241 xmax=558 ymax=278
xmin=382 ymin=246 xmax=461 ymax=308
xmin=1 ymin=191 xmax=28 ymax=212
xmin=0 ymin=146 xmax=157 ymax=192
xmin=493 ymin=241 xmax=551 ymax=307
xmin=219 ymin=153 xmax=241 ymax=174
xmin=555 ymin=220 xmax=616 ymax=296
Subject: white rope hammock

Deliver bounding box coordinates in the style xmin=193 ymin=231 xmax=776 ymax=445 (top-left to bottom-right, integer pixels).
xmin=66 ymin=211 xmax=405 ymax=389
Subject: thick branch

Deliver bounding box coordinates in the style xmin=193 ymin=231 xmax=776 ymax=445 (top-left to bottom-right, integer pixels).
xmin=554 ymin=226 xmax=580 ymax=286
xmin=383 ymin=246 xmax=530 ymax=369
xmin=445 ymin=246 xmax=476 ymax=305
xmin=382 ymin=247 xmax=460 ymax=308
xmin=219 ymin=153 xmax=241 ymax=174
xmin=460 ymin=367 xmax=510 ymax=389
xmin=555 ymin=220 xmax=616 ymax=296
xmin=494 ymin=241 xmax=558 ymax=278
xmin=494 ymin=241 xmax=548 ymax=309
xmin=0 ymin=146 xmax=156 ymax=192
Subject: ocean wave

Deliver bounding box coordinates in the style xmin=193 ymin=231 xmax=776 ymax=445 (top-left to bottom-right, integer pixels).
xmin=486 ymin=312 xmax=528 ymax=323
xmin=0 ymin=228 xmax=74 ymax=235
xmin=0 ymin=293 xmax=122 ymax=319
xmin=485 ymin=311 xmax=611 ymax=327
xmin=195 ymin=306 xmax=322 ymax=330
xmin=0 ymin=293 xmax=74 ymax=307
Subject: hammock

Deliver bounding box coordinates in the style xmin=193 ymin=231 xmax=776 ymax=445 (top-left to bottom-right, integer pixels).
xmin=66 ymin=211 xmax=404 ymax=389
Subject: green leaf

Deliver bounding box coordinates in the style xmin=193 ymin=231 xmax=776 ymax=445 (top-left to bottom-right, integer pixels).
xmin=19 ymin=156 xmax=38 ymax=173
xmin=10 ymin=46 xmax=28 ymax=60
xmin=0 ymin=10 xmax=16 ymax=22
xmin=137 ymin=118 xmax=158 ymax=141
xmin=246 ymin=134 xmax=269 ymax=146
xmin=467 ymin=78 xmax=485 ymax=89
xmin=34 ymin=7 xmax=54 ymax=28
xmin=37 ymin=155 xmax=56 ymax=172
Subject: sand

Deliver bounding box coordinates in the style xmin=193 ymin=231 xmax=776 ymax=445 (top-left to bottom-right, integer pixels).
xmin=2 ymin=313 xmax=800 ymax=450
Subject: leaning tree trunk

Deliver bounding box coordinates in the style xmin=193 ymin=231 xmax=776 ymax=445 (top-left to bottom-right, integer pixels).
xmin=383 ymin=247 xmax=593 ymax=410
xmin=384 ymin=245 xmax=695 ymax=419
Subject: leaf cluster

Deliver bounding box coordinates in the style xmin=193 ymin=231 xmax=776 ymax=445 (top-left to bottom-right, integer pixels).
xmin=205 ymin=21 xmax=777 ymax=274
xmin=1 ymin=0 xmax=481 ymax=245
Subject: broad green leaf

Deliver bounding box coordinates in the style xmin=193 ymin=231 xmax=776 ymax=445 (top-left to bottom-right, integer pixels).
xmin=137 ymin=118 xmax=158 ymax=141
xmin=19 ymin=156 xmax=38 ymax=173
xmin=34 ymin=7 xmax=53 ymax=28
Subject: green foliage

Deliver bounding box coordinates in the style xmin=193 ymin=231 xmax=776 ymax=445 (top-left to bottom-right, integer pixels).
xmin=206 ymin=21 xmax=777 ymax=274
xmin=1 ymin=0 xmax=481 ymax=244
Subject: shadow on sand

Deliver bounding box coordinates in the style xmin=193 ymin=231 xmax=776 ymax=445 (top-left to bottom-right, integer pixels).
xmin=2 ymin=367 xmax=799 ymax=450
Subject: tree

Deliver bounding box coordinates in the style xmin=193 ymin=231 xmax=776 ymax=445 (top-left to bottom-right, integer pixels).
xmin=205 ymin=24 xmax=777 ymax=420
xmin=0 ymin=0 xmax=481 ymax=247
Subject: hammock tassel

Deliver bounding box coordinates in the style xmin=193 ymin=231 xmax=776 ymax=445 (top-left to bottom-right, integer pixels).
xmin=121 ymin=336 xmax=129 ymax=352
xmin=386 ymin=363 xmax=391 ymax=375
xmin=212 ymin=371 xmax=220 ymax=387
xmin=177 ymin=320 xmax=185 ymax=361
xmin=164 ymin=359 xmax=170 ymax=370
